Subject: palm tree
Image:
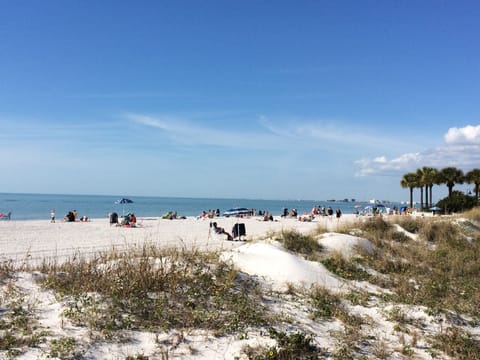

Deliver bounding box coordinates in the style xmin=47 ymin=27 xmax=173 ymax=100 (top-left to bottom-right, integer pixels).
xmin=401 ymin=172 xmax=419 ymax=209
xmin=466 ymin=168 xmax=480 ymax=203
xmin=439 ymin=167 xmax=465 ymax=198
xmin=416 ymin=168 xmax=425 ymax=210
xmin=421 ymin=167 xmax=438 ymax=207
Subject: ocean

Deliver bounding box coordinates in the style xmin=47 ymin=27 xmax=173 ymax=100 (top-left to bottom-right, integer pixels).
xmin=0 ymin=193 xmax=392 ymax=221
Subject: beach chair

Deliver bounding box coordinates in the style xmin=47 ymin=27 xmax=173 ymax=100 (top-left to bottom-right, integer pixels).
xmin=0 ymin=212 xmax=11 ymax=220
xmin=232 ymin=223 xmax=246 ymax=241
xmin=208 ymin=226 xmax=227 ymax=241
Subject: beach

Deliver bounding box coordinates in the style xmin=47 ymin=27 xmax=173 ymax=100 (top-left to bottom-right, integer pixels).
xmin=0 ymin=214 xmax=358 ymax=265
xmin=1 ymin=212 xmax=478 ymax=360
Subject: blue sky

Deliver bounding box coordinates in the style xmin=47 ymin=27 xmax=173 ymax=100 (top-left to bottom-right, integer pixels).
xmin=1 ymin=0 xmax=479 ymax=202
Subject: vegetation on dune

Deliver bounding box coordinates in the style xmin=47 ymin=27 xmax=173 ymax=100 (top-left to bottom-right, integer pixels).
xmin=41 ymin=245 xmax=268 ymax=337
xmin=274 ymin=229 xmax=323 ymax=261
xmin=355 ymin=214 xmax=480 ymax=318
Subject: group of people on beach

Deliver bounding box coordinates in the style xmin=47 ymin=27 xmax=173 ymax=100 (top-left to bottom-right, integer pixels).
xmin=198 ymin=209 xmax=221 ymax=219
xmin=49 ymin=209 xmax=89 ymax=223
xmin=108 ymin=212 xmax=137 ymax=227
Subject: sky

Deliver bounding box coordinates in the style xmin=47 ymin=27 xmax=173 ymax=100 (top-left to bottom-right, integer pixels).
xmin=1 ymin=0 xmax=479 ymax=202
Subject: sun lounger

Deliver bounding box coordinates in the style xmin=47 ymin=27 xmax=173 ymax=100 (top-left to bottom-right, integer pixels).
xmin=0 ymin=212 xmax=11 ymax=220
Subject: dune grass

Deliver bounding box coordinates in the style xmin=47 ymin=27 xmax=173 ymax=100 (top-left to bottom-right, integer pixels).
xmin=274 ymin=229 xmax=323 ymax=261
xmin=352 ymin=216 xmax=480 ymax=318
xmin=39 ymin=244 xmax=268 ymax=338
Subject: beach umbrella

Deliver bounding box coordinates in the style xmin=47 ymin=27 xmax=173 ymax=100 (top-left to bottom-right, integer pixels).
xmin=115 ymin=198 xmax=134 ymax=216
xmin=430 ymin=206 xmax=442 ymax=215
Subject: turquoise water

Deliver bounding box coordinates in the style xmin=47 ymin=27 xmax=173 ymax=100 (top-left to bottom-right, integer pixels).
xmin=0 ymin=193 xmax=391 ymax=221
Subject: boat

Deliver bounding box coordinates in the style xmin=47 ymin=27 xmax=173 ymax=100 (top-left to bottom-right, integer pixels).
xmin=223 ymin=207 xmax=254 ymax=217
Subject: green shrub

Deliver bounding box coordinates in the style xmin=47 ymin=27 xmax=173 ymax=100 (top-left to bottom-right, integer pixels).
xmin=437 ymin=191 xmax=477 ymax=213
xmin=308 ymin=286 xmax=342 ymax=319
xmin=262 ymin=329 xmax=322 ymax=360
xmin=418 ymin=220 xmax=459 ymax=243
xmin=276 ymin=230 xmax=322 ymax=260
xmin=321 ymin=254 xmax=370 ymax=281
xmin=394 ymin=217 xmax=423 ymax=234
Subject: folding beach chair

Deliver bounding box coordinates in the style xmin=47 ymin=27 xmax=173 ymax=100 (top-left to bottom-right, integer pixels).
xmin=232 ymin=223 xmax=246 ymax=241
xmin=0 ymin=212 xmax=11 ymax=220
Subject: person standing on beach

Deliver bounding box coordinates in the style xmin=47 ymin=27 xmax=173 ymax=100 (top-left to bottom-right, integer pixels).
xmin=327 ymin=206 xmax=334 ymax=219
xmin=50 ymin=209 xmax=55 ymax=223
xmin=336 ymin=208 xmax=342 ymax=222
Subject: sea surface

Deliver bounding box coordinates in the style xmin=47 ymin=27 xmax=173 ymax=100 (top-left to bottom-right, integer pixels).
xmin=0 ymin=193 xmax=398 ymax=221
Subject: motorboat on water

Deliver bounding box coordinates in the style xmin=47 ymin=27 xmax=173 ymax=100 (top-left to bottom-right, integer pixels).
xmin=223 ymin=207 xmax=254 ymax=217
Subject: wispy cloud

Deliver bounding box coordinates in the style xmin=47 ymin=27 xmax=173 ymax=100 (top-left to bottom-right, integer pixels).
xmin=355 ymin=125 xmax=480 ymax=176
xmin=128 ymin=112 xmax=415 ymax=155
xmin=126 ymin=113 xmax=279 ymax=149
xmin=258 ymin=116 xmax=412 ymax=150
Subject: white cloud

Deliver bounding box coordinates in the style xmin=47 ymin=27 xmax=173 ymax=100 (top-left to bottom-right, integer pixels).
xmin=355 ymin=152 xmax=422 ymax=176
xmin=356 ymin=125 xmax=480 ymax=176
xmin=373 ymin=156 xmax=387 ymax=163
xmin=444 ymin=125 xmax=480 ymax=144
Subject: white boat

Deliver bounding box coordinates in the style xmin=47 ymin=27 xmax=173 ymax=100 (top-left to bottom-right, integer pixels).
xmin=223 ymin=207 xmax=253 ymax=217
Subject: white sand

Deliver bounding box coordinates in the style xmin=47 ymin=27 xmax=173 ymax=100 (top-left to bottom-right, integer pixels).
xmin=0 ymin=214 xmax=359 ymax=265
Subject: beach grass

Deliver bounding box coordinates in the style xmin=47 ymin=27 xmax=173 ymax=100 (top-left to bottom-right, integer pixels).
xmin=39 ymin=244 xmax=269 ymax=338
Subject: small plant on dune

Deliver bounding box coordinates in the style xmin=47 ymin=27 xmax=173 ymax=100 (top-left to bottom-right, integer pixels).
xmin=463 ymin=206 xmax=480 ymax=223
xmin=359 ymin=217 xmax=391 ymax=240
xmin=344 ymin=290 xmax=372 ymax=307
xmin=331 ymin=323 xmax=368 ymax=360
xmin=0 ymin=281 xmax=49 ymax=356
xmin=124 ymin=354 xmax=149 ymax=360
xmin=321 ymin=252 xmax=371 ymax=281
xmin=308 ymin=285 xmax=342 ymax=320
xmin=430 ymin=326 xmax=480 ymax=360
xmin=394 ymin=217 xmax=423 ymax=234
xmin=48 ymin=336 xmax=80 ymax=359
xmin=244 ymin=329 xmax=322 ymax=360
xmin=275 ymin=230 xmax=322 ymax=260
xmin=418 ymin=220 xmax=458 ymax=243
xmin=0 ymin=260 xmax=20 ymax=287
xmin=359 ymin=217 xmax=413 ymax=245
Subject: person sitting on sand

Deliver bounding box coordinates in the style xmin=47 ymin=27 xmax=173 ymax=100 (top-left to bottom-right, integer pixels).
xmin=210 ymin=222 xmax=233 ymax=240
xmin=129 ymin=213 xmax=137 ymax=225
xmin=298 ymin=211 xmax=313 ymax=222
xmin=80 ymin=215 xmax=89 ymax=222
xmin=64 ymin=211 xmax=75 ymax=222
xmin=263 ymin=211 xmax=274 ymax=221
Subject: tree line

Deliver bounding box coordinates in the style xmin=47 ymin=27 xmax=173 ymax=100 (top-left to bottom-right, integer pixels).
xmin=400 ymin=166 xmax=480 ymax=210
